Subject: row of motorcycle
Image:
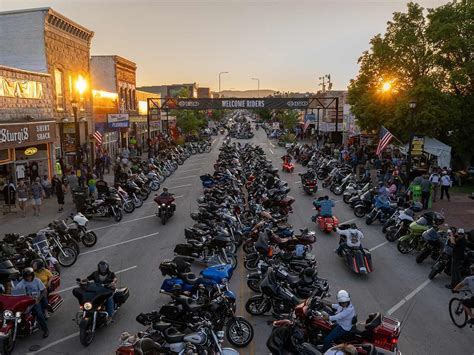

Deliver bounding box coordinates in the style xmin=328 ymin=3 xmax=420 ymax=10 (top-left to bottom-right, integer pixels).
xmin=115 ymin=140 xmax=257 ymax=354
xmin=294 ymin=146 xmax=474 ymax=284
xmin=80 ymin=141 xmax=212 ymax=223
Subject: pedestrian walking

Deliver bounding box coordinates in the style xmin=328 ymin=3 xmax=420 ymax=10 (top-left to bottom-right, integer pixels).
xmin=67 ymin=170 xmax=79 ymax=192
xmin=88 ymin=174 xmax=97 ymax=198
xmin=420 ymin=175 xmax=431 ymax=209
xmin=429 ymin=169 xmax=441 ymax=202
xmin=446 ymin=229 xmax=467 ymax=290
xmin=30 ymin=177 xmax=45 ymax=217
xmin=41 ymin=175 xmax=52 ymax=198
xmin=55 ymin=178 xmax=66 ymax=212
xmin=440 ymin=171 xmax=451 ymax=201
xmin=17 ymin=179 xmax=28 ymax=217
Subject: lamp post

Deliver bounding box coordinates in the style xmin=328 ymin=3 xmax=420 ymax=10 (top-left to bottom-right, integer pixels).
xmin=71 ymin=99 xmax=80 ymax=169
xmin=218 ymin=71 xmax=229 ymax=96
xmin=251 ymin=78 xmax=260 ymax=97
xmin=406 ymin=100 xmax=417 ymax=178
xmin=316 ymin=105 xmax=322 ymax=146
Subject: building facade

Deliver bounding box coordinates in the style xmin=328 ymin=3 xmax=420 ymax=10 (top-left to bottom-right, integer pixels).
xmin=0 ymin=7 xmax=94 ymax=178
xmin=138 ymin=83 xmax=198 ymax=98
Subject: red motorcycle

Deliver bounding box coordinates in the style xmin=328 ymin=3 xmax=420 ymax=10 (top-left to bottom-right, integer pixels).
xmin=312 ymin=207 xmax=339 ymax=233
xmin=0 ymin=276 xmax=63 ymax=354
xmin=154 ymin=194 xmax=176 ymax=225
xmin=282 ymin=156 xmax=295 ymax=173
xmin=267 ymin=293 xmax=401 ymax=354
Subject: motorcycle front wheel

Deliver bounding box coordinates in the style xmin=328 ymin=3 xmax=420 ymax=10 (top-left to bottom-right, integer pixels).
xmin=429 ymin=261 xmax=445 ymax=280
xmin=220 ymin=254 xmax=238 ymax=269
xmin=245 ymin=295 xmax=271 ymax=315
xmin=150 ymin=180 xmax=160 ymax=191
xmin=123 ymin=200 xmax=135 ymax=213
xmin=397 ymin=238 xmax=414 ymax=254
xmin=57 ymin=246 xmax=77 ymax=267
xmin=161 ymin=214 xmax=168 ymax=225
xmin=79 ymin=319 xmax=95 ymax=346
xmin=113 ymin=209 xmax=123 ymax=222
xmin=226 ymin=317 xmax=254 ymax=348
xmin=343 ymin=194 xmax=352 ymax=204
xmin=354 ymin=206 xmax=366 ymax=218
xmin=82 ymin=231 xmax=98 ymax=247
xmin=0 ymin=329 xmax=15 ymax=355
xmin=247 ymin=277 xmax=261 ymax=292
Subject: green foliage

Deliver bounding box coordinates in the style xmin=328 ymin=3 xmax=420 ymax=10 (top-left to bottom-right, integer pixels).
xmin=276 ymin=110 xmax=300 ymax=130
xmin=348 ymin=1 xmax=474 ymax=167
xmin=176 ymin=110 xmax=206 ymax=134
xmin=211 ymin=109 xmax=225 ymax=121
xmin=280 ymin=133 xmax=296 ymax=143
xmin=255 ymin=108 xmax=273 ymax=121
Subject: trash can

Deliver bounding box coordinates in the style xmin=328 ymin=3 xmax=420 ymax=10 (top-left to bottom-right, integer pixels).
xmin=72 ymin=187 xmax=88 ymax=212
xmin=409 ymin=184 xmax=422 ymax=203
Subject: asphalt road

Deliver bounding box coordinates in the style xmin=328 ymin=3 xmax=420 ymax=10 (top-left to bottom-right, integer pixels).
xmin=15 ymin=129 xmax=473 ymax=355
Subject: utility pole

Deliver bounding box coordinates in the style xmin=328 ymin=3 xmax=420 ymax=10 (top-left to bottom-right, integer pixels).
xmin=318 ymin=76 xmax=326 ymax=92
xmin=219 ymin=71 xmax=229 ymax=96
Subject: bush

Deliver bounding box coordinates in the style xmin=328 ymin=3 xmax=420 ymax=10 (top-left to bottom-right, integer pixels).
xmin=175 ymin=136 xmax=185 ymax=145
xmin=280 ymin=133 xmax=296 ymax=143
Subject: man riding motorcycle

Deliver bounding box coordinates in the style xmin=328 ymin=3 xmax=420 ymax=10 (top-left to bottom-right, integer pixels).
xmin=313 ymin=196 xmax=335 ymax=218
xmin=32 ymin=259 xmax=53 ymax=318
xmin=12 ymin=268 xmax=49 ymax=338
xmin=335 ymin=224 xmax=364 ymax=256
xmin=301 ymin=169 xmax=316 ymax=182
xmin=159 ymin=187 xmax=171 ymax=198
xmin=321 ymin=290 xmax=356 ymax=352
xmin=86 ymin=261 xmax=117 ymax=322
xmin=453 ymin=264 xmax=474 ymax=325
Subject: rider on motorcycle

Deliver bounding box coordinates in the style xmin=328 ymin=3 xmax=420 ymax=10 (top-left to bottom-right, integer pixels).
xmin=321 ymin=290 xmax=356 ymax=352
xmin=32 ymin=259 xmax=53 ymax=317
xmin=313 ymin=196 xmax=335 ymax=218
xmin=281 ymin=154 xmax=292 ymax=164
xmin=159 ymin=187 xmax=171 ymax=198
xmin=12 ymin=268 xmax=49 ymax=338
xmin=335 ymin=224 xmax=364 ymax=256
xmin=301 ymin=169 xmax=316 ymax=182
xmin=453 ymin=264 xmax=474 ymax=324
xmin=86 ymin=261 xmax=117 ymax=322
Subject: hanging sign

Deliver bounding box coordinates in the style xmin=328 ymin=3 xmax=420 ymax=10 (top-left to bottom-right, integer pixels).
xmin=24 ymin=147 xmax=38 ymax=156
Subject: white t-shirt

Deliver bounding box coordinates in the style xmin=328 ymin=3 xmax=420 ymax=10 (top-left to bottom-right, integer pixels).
xmin=16 ymin=165 xmax=25 ymax=179
xmin=429 ymin=173 xmax=440 ymax=185
xmin=440 ymin=175 xmax=451 ymax=186
xmin=338 ymin=228 xmax=364 ymax=247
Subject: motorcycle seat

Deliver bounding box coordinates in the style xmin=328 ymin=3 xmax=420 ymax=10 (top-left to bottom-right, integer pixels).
xmin=164 ymin=327 xmax=185 ymax=343
xmin=152 ymin=321 xmax=172 ymax=331
xmin=181 ymin=272 xmax=198 ymax=285
xmin=286 ymin=274 xmax=301 ymax=286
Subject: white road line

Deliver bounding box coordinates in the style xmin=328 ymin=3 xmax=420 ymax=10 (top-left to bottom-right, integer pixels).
xmin=170 ymin=175 xmax=197 ymax=180
xmin=334 ymin=199 xmax=342 ymax=203
xmin=294 ymin=181 xmax=302 ymax=184
xmin=212 ymin=138 xmax=217 ymax=145
xmin=27 ymin=332 xmax=80 ymax=354
xmin=90 ymin=214 xmax=155 ymax=232
xmin=169 ymin=183 xmax=192 ymax=189
xmin=269 ymin=148 xmax=274 ymax=154
xmin=177 ymin=168 xmax=201 ymax=173
xmin=79 ymin=232 xmax=159 ymax=256
xmin=56 ymin=265 xmax=138 ymax=294
xmin=387 ymin=279 xmax=431 ymax=315
xmin=340 ymin=217 xmax=357 ymax=225
xmin=269 ymin=141 xmax=275 ymax=147
xmin=369 ymin=241 xmax=388 ymax=252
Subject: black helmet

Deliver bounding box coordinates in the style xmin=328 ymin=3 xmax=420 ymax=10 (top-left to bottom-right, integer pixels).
xmin=31 ymin=259 xmax=44 ymax=271
xmin=22 ymin=267 xmax=34 ymax=279
xmin=350 ymin=223 xmax=357 ymax=229
xmin=98 ymin=260 xmax=110 ymax=275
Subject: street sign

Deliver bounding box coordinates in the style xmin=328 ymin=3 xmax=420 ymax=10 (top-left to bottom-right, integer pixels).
xmin=107 ymin=113 xmax=130 ymax=128
xmin=411 ymin=136 xmax=424 ymax=156
xmin=173 ymin=98 xmax=311 ymax=110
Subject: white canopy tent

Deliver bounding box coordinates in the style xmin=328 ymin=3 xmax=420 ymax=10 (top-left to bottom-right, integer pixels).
xmin=400 ymin=137 xmax=452 ymax=168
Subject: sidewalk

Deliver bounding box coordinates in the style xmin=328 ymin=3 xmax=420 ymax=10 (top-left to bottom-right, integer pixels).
xmin=0 ymin=171 xmax=115 ymax=236
xmin=428 ymin=191 xmax=474 ymax=230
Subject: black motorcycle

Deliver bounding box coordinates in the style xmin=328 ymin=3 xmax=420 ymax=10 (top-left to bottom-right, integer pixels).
xmin=84 ymin=195 xmax=123 ymax=222
xmin=72 ymin=279 xmax=129 ymax=346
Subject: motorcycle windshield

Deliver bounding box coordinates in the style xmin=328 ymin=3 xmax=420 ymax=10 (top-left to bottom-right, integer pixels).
xmin=72 ymin=283 xmax=113 ymax=307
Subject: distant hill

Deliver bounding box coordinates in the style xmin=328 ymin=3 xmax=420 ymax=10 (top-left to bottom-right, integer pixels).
xmin=218 ymin=89 xmax=276 ymax=98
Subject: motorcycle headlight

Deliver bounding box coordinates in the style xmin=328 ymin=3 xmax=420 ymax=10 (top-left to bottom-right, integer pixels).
xmin=161 ymin=203 xmax=166 ymax=207
xmin=3 ymin=310 xmax=14 ymax=320
xmin=84 ymin=302 xmax=93 ymax=311
xmin=15 ymin=312 xmax=22 ymax=318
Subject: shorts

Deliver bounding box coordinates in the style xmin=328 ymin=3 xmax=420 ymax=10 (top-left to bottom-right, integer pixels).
xmin=18 ymin=198 xmax=27 ymax=203
xmin=32 ymin=198 xmax=42 ymax=206
xmin=462 ymin=296 xmax=474 ymax=308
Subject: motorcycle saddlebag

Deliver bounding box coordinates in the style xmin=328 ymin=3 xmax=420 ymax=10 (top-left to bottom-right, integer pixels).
xmin=114 ymin=287 xmax=130 ymax=304
xmin=159 ymin=304 xmax=181 ymax=321
xmin=174 ymin=243 xmax=195 ymax=257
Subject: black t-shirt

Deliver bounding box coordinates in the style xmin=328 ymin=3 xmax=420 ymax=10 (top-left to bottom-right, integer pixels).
xmin=452 ymin=236 xmax=467 ymax=260
xmin=87 ymin=271 xmax=116 ymax=285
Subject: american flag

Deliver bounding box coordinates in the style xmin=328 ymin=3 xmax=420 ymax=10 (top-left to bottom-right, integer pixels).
xmin=303 ymin=119 xmax=311 ymax=132
xmin=93 ymin=130 xmax=103 ymax=145
xmin=376 ymin=126 xmax=393 ymax=157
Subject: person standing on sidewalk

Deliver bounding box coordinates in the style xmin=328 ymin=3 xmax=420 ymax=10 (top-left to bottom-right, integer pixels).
xmin=429 ymin=169 xmax=441 ymax=202
xmin=55 ymin=178 xmax=66 ymax=212
xmin=41 ymin=175 xmax=52 ymax=198
xmin=17 ymin=179 xmax=28 ymax=217
xmin=67 ymin=170 xmax=78 ymax=191
xmin=446 ymin=229 xmax=467 ymax=290
xmin=420 ymin=175 xmax=431 ymax=209
xmin=440 ymin=171 xmax=452 ymax=201
xmin=30 ymin=177 xmax=45 ymax=217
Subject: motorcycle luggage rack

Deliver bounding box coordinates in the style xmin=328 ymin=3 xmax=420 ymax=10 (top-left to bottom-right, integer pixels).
xmin=377 ymin=315 xmax=401 ymax=335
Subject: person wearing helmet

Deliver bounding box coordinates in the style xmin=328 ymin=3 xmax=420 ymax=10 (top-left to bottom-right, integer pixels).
xmin=12 ymin=268 xmax=49 ymax=338
xmin=159 ymin=187 xmax=171 ymax=198
xmin=453 ymin=264 xmax=474 ymax=324
xmin=321 ymin=290 xmax=356 ymax=352
xmin=86 ymin=261 xmax=117 ymax=321
xmin=335 ymin=223 xmax=364 ymax=256
xmin=32 ymin=259 xmax=53 ymax=318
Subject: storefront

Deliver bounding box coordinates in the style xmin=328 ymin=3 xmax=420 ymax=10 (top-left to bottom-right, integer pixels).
xmin=0 ymin=121 xmax=56 ymax=187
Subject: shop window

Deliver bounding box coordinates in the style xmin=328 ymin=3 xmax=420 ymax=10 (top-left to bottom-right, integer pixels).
xmin=132 ymin=90 xmax=136 ymax=110
xmin=55 ymin=69 xmax=64 ymax=111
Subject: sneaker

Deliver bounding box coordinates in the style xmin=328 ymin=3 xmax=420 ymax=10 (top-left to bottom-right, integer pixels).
xmin=44 ymin=311 xmax=50 ymax=319
xmin=43 ymin=329 xmax=49 ymax=338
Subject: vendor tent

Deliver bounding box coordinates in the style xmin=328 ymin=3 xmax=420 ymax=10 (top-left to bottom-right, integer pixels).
xmin=401 ymin=137 xmax=452 ymax=168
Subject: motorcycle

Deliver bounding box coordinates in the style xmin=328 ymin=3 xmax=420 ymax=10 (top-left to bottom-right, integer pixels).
xmin=72 ymin=279 xmax=129 ymax=346
xmin=384 ymin=208 xmax=415 ymax=242
xmin=154 ymin=194 xmax=176 ymax=225
xmin=84 ymin=195 xmax=123 ymax=222
xmin=282 ymin=159 xmax=295 ymax=173
xmin=397 ymin=212 xmax=443 ymax=254
xmin=0 ymin=275 xmax=63 ymax=354
xmin=299 ymin=173 xmax=318 ymax=195
xmin=337 ymin=226 xmax=373 ymax=274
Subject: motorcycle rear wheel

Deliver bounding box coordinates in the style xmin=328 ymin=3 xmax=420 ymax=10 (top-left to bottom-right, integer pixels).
xmin=245 ymin=295 xmax=271 ymax=315
xmin=226 ymin=317 xmax=254 ymax=348
xmin=82 ymin=231 xmax=98 ymax=247
xmin=57 ymin=246 xmax=77 ymax=267
xmin=354 ymin=206 xmax=366 ymax=218
xmin=397 ymin=238 xmax=413 ymax=254
xmin=113 ymin=209 xmax=123 ymax=222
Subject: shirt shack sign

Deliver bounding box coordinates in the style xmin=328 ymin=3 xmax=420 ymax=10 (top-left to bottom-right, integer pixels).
xmin=0 ymin=121 xmax=56 ymax=149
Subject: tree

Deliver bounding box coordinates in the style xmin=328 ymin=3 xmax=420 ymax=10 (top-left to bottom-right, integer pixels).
xmin=348 ymin=1 xmax=473 ymax=167
xmin=255 ymin=108 xmax=273 ymax=121
xmin=276 ymin=110 xmax=300 ymax=130
xmin=176 ymin=110 xmax=204 ymax=135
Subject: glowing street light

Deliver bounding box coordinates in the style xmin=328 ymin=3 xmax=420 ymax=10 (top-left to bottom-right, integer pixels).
xmin=75 ymin=75 xmax=87 ymax=95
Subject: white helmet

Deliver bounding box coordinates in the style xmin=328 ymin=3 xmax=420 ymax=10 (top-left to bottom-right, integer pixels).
xmin=336 ymin=290 xmax=350 ymax=303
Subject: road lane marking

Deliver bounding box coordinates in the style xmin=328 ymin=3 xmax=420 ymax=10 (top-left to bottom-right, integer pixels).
xmin=269 ymin=141 xmax=275 ymax=147
xmin=294 ymin=181 xmax=302 ymax=184
xmin=369 ymin=241 xmax=388 ymax=252
xmin=269 ymin=148 xmax=274 ymax=154
xmin=169 ymin=184 xmax=192 ymax=189
xmin=180 ymin=162 xmax=204 ymax=167
xmin=27 ymin=331 xmax=80 ymax=354
xmin=90 ymin=214 xmax=156 ymax=232
xmin=79 ymin=232 xmax=160 ymax=256
xmin=387 ymin=279 xmax=431 ymax=315
xmin=340 ymin=217 xmax=357 ymax=225
xmin=212 ymin=138 xmax=217 ymax=145
xmin=169 ymin=175 xmax=197 ymax=180
xmin=177 ymin=168 xmax=201 ymax=173
xmin=56 ymin=265 xmax=138 ymax=294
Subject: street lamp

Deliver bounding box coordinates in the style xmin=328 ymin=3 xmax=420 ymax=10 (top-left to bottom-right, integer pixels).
xmin=251 ymin=78 xmax=260 ymax=97
xmin=406 ymin=100 xmax=417 ymax=177
xmin=218 ymin=71 xmax=229 ymax=95
xmin=72 ymin=75 xmax=87 ymax=169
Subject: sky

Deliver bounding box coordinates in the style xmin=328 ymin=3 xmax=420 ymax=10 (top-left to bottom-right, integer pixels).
xmin=0 ymin=0 xmax=452 ymax=92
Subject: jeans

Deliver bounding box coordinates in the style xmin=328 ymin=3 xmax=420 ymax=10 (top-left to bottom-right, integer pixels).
xmin=421 ymin=191 xmax=430 ymax=209
xmin=451 ymin=258 xmax=463 ymax=288
xmin=105 ymin=295 xmax=114 ymax=317
xmin=322 ymin=325 xmax=350 ymax=352
xmin=440 ymin=186 xmax=450 ymax=200
xmin=336 ymin=242 xmax=347 ymax=255
xmin=32 ymin=303 xmax=48 ymax=331
xmin=40 ymin=294 xmax=48 ymax=313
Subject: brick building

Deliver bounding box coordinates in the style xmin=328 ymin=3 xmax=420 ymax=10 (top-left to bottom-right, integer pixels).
xmin=0 ymin=7 xmax=94 ymax=170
